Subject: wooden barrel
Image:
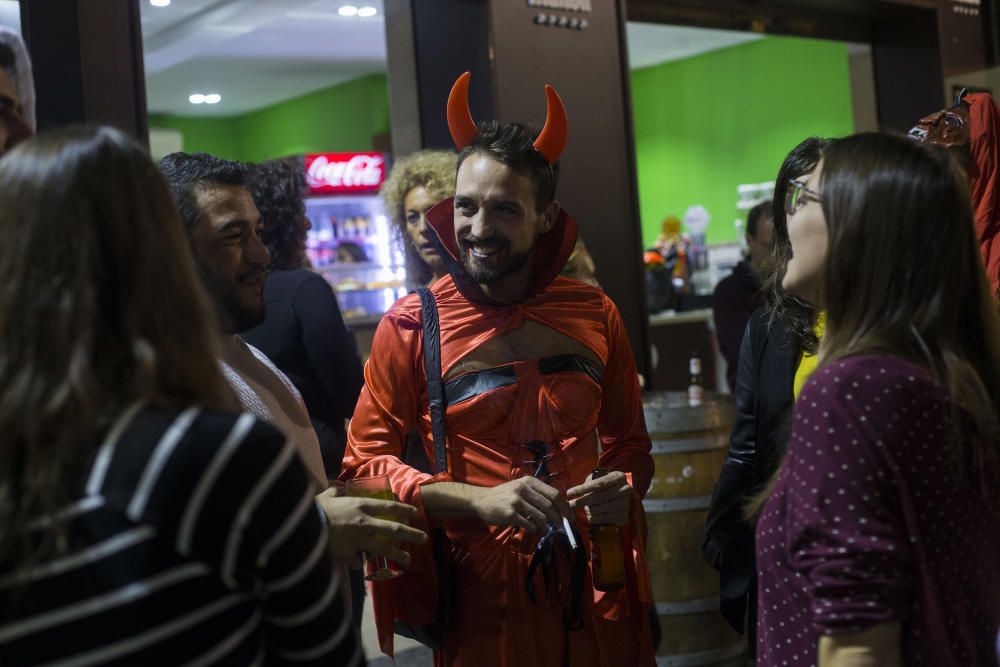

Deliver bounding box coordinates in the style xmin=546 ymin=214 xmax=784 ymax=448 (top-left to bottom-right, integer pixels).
xmin=642 ymin=391 xmax=745 ymax=667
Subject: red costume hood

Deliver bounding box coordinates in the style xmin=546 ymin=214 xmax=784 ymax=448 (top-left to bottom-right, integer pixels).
xmin=965 ymin=93 xmax=1000 ymax=296
xmin=425 ymin=195 xmax=579 ymax=305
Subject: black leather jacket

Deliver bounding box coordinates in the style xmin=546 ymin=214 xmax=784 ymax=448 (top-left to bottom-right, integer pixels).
xmin=702 ymin=308 xmax=798 ymax=653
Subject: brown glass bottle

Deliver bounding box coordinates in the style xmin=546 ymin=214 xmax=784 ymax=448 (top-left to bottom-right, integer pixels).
xmin=589 ymin=468 xmax=625 ymax=592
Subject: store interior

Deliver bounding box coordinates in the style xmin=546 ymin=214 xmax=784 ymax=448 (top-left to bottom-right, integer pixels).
xmin=132 ymin=1 xmax=877 ymax=381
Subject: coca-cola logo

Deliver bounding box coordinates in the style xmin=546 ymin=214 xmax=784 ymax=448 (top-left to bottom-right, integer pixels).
xmin=305 ymin=152 xmax=386 ymax=194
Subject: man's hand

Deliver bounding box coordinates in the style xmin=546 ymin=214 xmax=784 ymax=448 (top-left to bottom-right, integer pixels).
xmin=469 ymin=477 xmax=572 ymax=533
xmin=316 ymin=488 xmax=429 ymax=569
xmin=568 ymin=471 xmax=632 ymax=527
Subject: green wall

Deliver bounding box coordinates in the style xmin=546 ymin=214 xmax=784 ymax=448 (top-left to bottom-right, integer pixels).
xmin=631 ymin=36 xmax=855 ymax=245
xmin=154 ymin=37 xmax=854 ymax=246
xmin=149 ymin=73 xmax=389 ymax=162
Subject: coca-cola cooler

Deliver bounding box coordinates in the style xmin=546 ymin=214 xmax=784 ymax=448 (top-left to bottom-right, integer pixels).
xmin=302 ymin=151 xmax=406 ymax=327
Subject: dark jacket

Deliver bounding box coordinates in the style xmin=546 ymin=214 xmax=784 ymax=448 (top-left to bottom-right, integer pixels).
xmin=712 ymin=260 xmax=765 ymax=391
xmin=242 ymin=269 xmax=364 ymax=478
xmin=701 ymin=307 xmax=798 ymax=655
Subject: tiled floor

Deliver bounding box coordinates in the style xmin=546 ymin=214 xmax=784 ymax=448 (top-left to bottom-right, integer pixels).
xmin=360 ymin=590 xmax=433 ymax=666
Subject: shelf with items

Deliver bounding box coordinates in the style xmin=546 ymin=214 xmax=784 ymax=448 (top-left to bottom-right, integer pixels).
xmin=735 ymin=181 xmax=775 ymax=210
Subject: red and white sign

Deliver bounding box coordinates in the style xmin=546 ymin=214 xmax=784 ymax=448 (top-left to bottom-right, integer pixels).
xmin=305 ymin=152 xmax=386 ymax=194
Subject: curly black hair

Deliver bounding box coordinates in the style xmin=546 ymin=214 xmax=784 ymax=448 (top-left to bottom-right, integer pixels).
xmin=157 ymin=152 xmax=248 ymax=231
xmin=246 ymin=159 xmax=308 ymax=271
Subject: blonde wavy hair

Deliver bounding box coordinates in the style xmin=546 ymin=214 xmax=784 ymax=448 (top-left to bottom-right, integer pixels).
xmin=380 ymin=150 xmax=456 ymax=287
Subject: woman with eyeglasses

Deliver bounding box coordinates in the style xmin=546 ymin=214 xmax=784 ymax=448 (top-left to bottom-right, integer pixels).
xmin=703 ymin=137 xmax=827 ymax=662
xmin=754 ymin=132 xmax=1000 ymax=666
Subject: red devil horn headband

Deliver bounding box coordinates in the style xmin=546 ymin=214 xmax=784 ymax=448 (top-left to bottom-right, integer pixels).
xmin=446 ymin=71 xmax=568 ymax=165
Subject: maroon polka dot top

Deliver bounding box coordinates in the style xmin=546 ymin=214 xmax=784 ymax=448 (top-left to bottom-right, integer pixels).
xmin=756 ymin=355 xmax=1000 ymax=666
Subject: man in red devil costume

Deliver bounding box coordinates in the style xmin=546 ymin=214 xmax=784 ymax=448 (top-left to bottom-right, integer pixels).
xmin=910 ymin=89 xmax=1000 ymax=297
xmin=341 ymin=72 xmax=656 ymax=666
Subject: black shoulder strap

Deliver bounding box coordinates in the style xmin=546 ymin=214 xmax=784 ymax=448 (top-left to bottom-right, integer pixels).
xmin=417 ymin=287 xmax=448 ymax=473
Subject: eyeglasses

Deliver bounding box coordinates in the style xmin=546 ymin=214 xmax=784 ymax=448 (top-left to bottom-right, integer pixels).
xmin=784 ymin=178 xmax=823 ymax=216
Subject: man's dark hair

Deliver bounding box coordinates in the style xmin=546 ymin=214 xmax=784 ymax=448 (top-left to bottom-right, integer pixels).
xmin=158 ymin=152 xmax=248 ymax=229
xmin=247 ymin=159 xmax=307 ymax=271
xmin=0 ymin=42 xmax=16 ymax=95
xmin=0 ymin=42 xmax=14 ymax=69
xmin=456 ymin=121 xmax=560 ymax=211
xmin=746 ymin=200 xmax=773 ymax=239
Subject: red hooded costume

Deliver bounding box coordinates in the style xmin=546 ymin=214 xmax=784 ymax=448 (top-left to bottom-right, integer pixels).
xmin=341 ymin=77 xmax=655 ymax=667
xmin=966 ymin=93 xmax=1000 ymax=297
xmin=911 ymin=91 xmax=1000 ymax=296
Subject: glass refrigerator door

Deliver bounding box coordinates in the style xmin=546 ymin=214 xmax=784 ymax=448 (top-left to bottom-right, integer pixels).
xmin=304 ymin=193 xmax=407 ymax=326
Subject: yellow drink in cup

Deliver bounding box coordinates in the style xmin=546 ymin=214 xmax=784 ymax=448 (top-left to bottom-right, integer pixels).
xmin=346 ymin=474 xmax=404 ymax=581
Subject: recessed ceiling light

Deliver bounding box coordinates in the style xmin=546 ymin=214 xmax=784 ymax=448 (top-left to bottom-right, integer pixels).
xmin=189 ymin=94 xmax=206 ymax=104
xmin=338 ymin=5 xmax=359 ymax=16
xmin=358 ymin=6 xmax=377 ymax=17
xmin=204 ymin=93 xmax=222 ymax=104
xmin=150 ymin=0 xmax=170 ymax=7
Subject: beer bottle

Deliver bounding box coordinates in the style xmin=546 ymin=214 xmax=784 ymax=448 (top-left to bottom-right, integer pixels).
xmin=687 ymin=352 xmax=704 ymax=406
xmin=589 ymin=468 xmax=625 ymax=592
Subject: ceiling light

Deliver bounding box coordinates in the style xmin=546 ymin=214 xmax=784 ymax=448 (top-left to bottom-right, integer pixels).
xmin=204 ymin=93 xmax=222 ymax=104
xmin=338 ymin=5 xmax=359 ymax=16
xmin=358 ymin=6 xmax=377 ymax=17
xmin=188 ymin=94 xmax=206 ymax=104
xmin=150 ymin=0 xmax=170 ymax=6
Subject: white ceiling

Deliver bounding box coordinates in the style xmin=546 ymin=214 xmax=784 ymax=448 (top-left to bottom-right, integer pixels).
xmin=625 ymin=22 xmax=763 ymax=70
xmin=0 ymin=0 xmax=20 ymax=32
xmin=141 ymin=0 xmax=766 ymax=118
xmin=142 ymin=0 xmax=387 ymax=117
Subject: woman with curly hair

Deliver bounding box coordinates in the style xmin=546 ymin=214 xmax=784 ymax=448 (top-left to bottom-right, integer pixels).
xmin=242 ymin=159 xmax=364 ymax=481
xmin=380 ymin=149 xmax=456 ymax=289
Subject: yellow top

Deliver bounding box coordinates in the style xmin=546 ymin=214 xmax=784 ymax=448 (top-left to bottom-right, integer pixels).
xmin=793 ymin=311 xmax=826 ymax=399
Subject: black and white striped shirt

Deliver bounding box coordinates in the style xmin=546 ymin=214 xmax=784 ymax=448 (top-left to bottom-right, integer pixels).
xmin=0 ymin=404 xmax=362 ymax=666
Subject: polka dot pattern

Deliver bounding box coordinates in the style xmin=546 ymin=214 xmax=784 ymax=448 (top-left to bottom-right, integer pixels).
xmin=755 ymin=355 xmax=1000 ymax=666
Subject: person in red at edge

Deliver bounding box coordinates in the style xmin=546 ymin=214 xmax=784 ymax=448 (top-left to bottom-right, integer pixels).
xmin=340 ymin=72 xmax=656 ymax=666
xmin=909 ymin=89 xmax=1000 ymax=297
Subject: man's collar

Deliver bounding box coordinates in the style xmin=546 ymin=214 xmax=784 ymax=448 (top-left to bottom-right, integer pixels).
xmin=425 ymin=197 xmax=578 ymax=306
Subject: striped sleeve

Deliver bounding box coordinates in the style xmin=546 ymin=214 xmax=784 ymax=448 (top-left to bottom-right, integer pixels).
xmin=123 ymin=411 xmax=362 ymax=665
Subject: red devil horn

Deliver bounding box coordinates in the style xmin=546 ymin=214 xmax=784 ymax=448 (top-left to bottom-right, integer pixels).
xmin=447 ymin=71 xmax=479 ymax=150
xmin=533 ymin=85 xmax=568 ymax=164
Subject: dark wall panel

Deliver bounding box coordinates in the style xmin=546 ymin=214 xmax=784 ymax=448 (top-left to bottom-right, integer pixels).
xmin=20 ymin=0 xmax=148 ymax=144
xmin=489 ymin=0 xmax=650 ymax=376
xmin=872 ymin=8 xmax=946 ymax=132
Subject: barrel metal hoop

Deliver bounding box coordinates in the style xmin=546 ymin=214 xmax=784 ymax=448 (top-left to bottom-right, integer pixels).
xmin=650 ymin=436 xmax=727 ymax=454
xmin=643 ymin=496 xmax=712 ymax=512
xmin=654 ymin=598 xmax=719 ymax=615
xmin=655 ymin=642 xmax=746 ymax=667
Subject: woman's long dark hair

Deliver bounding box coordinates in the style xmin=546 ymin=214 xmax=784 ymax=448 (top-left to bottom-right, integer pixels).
xmin=818 ymin=133 xmax=1000 ymax=486
xmin=761 ymin=137 xmax=829 ymax=354
xmin=0 ymin=126 xmax=237 ymax=575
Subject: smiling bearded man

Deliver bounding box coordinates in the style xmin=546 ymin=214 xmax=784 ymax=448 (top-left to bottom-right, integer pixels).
xmin=159 ymin=152 xmax=328 ymax=489
xmin=342 ymin=73 xmax=656 ymax=667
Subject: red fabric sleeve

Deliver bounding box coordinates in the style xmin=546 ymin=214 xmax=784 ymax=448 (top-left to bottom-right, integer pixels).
xmin=595 ymin=295 xmax=654 ymax=498
xmin=340 ymin=306 xmax=443 ymax=657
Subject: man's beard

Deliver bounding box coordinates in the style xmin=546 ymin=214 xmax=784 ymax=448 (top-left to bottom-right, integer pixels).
xmin=199 ymin=265 xmax=266 ymax=334
xmin=458 ymin=235 xmax=532 ymax=285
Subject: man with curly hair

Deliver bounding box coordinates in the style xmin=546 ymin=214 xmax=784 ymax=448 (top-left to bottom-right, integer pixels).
xmin=242 ymin=159 xmax=364 ymax=481
xmin=380 ymin=150 xmax=456 ymax=289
